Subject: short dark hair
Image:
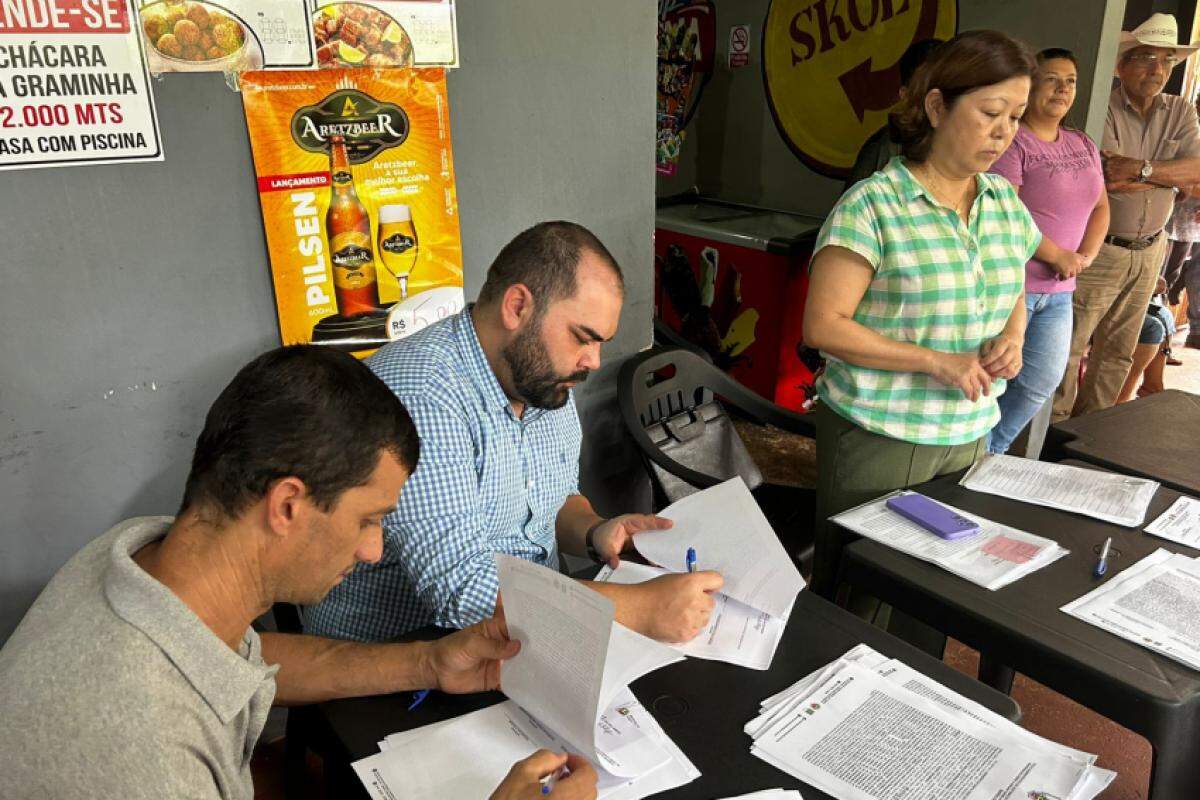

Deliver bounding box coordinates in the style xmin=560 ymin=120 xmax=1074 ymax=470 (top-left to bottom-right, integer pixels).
xmin=181 ymin=345 xmax=419 ymax=518
xmin=1037 ymin=47 xmax=1078 ymax=68
xmin=476 ymin=221 xmax=624 ymax=312
xmin=892 ymin=30 xmax=1036 ymax=161
xmin=900 ymin=38 xmax=944 ymax=85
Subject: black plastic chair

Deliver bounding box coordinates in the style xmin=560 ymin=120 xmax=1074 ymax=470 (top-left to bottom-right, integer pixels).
xmin=618 ymin=346 xmax=817 ymax=568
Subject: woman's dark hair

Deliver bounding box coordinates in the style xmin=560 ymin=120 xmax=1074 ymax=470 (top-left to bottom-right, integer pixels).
xmin=1036 ymin=47 xmax=1078 ymax=68
xmin=180 ymin=345 xmax=420 ymax=518
xmin=891 ymin=30 xmax=1036 ymax=162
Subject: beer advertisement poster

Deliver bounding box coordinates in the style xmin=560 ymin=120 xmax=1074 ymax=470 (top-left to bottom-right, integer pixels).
xmin=136 ymin=0 xmax=316 ymax=74
xmin=0 ymin=0 xmax=163 ymax=171
xmin=241 ymin=67 xmax=463 ymax=356
xmin=310 ymin=0 xmax=457 ymax=68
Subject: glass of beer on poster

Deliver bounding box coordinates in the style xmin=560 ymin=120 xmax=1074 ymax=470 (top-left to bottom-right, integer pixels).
xmin=377 ymin=204 xmax=419 ymax=299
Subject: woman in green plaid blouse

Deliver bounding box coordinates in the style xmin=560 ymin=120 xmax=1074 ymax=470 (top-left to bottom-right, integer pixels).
xmin=804 ymin=31 xmax=1042 ymax=599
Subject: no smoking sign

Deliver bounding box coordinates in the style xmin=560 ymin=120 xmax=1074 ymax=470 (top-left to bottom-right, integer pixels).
xmin=728 ymin=24 xmax=750 ymax=68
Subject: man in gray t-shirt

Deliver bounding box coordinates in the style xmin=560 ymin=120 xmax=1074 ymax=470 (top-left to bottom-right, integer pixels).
xmin=0 ymin=346 xmax=597 ymax=800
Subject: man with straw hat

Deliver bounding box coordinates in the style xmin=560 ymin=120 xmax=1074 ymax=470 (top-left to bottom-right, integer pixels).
xmin=1053 ymin=13 xmax=1200 ymax=420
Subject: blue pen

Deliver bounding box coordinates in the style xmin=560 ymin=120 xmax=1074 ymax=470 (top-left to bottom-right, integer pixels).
xmin=408 ymin=689 xmax=430 ymax=710
xmin=685 ymin=547 xmax=697 ymax=573
xmin=540 ymin=765 xmax=570 ymax=795
xmin=1093 ymin=537 xmax=1112 ymax=579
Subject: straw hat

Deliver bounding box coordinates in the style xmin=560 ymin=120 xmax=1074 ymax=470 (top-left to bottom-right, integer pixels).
xmin=1117 ymin=13 xmax=1199 ymax=64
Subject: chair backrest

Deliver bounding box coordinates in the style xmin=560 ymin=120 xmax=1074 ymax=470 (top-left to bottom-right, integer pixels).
xmin=619 ymin=347 xmax=764 ymax=504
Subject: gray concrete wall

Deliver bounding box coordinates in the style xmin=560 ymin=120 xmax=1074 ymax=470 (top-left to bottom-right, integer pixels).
xmin=0 ymin=0 xmax=656 ymax=643
xmin=658 ymin=0 xmax=1128 ymax=213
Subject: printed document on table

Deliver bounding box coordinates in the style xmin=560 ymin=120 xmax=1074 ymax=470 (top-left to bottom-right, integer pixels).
xmin=1144 ymin=496 xmax=1200 ymax=549
xmin=749 ymin=662 xmax=1102 ymax=800
xmin=1062 ymin=549 xmax=1200 ymax=672
xmin=496 ymin=554 xmax=681 ymax=773
xmin=961 ymin=454 xmax=1159 ymax=527
xmin=595 ymin=561 xmax=792 ymax=670
xmin=632 ymin=477 xmax=804 ymax=619
xmin=750 ymin=645 xmax=1105 ymax=768
xmin=831 ymin=491 xmax=1069 ymax=590
xmin=357 ymin=693 xmax=691 ymax=800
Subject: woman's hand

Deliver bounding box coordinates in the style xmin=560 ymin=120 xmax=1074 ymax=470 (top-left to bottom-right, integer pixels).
xmin=979 ymin=334 xmax=1023 ymax=379
xmin=928 ymin=351 xmax=993 ymax=401
xmin=1052 ymin=249 xmax=1088 ymax=280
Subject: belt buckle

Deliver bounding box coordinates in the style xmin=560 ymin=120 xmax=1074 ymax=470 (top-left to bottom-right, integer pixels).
xmin=1129 ymin=237 xmax=1149 ymax=251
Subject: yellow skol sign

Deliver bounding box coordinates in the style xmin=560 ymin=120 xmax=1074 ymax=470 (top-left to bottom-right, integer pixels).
xmin=764 ymin=0 xmax=956 ymax=177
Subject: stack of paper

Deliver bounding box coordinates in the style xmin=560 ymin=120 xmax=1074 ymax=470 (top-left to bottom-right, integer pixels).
xmin=1062 ymin=548 xmax=1200 ymax=672
xmin=831 ymin=491 xmax=1068 ymax=590
xmin=745 ymin=645 xmax=1116 ymax=800
xmin=961 ymin=454 xmax=1159 ymax=527
xmin=625 ymin=477 xmax=805 ymax=669
xmin=1144 ymin=496 xmax=1200 ymax=548
xmin=717 ymin=791 xmax=804 ymax=800
xmin=351 ymin=555 xmax=700 ymax=799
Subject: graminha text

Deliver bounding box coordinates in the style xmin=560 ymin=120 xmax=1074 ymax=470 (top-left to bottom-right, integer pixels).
xmin=294 ymin=114 xmax=404 ymax=142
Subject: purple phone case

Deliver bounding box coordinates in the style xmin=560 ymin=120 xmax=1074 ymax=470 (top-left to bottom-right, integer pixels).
xmin=886 ymin=493 xmax=981 ymax=540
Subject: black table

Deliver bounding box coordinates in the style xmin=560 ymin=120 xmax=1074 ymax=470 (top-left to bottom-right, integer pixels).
xmin=838 ymin=463 xmax=1200 ymax=799
xmin=310 ymin=590 xmax=1020 ymax=799
xmin=1045 ymin=389 xmax=1200 ymax=496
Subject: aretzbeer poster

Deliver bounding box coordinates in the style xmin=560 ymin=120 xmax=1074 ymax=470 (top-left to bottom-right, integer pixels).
xmin=136 ymin=0 xmax=316 ymax=74
xmin=0 ymin=0 xmax=163 ymax=170
xmin=241 ymin=68 xmax=464 ymax=356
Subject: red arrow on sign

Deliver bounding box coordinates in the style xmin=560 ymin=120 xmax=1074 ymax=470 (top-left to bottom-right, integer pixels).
xmin=837 ymin=0 xmax=940 ymax=122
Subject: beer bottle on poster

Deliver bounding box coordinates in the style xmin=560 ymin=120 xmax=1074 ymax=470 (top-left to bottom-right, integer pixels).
xmin=326 ymin=135 xmax=379 ymax=318
xmin=378 ymin=204 xmax=419 ymax=299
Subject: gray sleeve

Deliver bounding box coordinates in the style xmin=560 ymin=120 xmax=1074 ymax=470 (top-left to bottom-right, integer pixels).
xmin=1174 ymin=103 xmax=1200 ymax=159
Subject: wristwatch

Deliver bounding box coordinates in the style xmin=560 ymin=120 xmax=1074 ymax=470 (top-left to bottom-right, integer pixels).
xmin=585 ymin=520 xmax=606 ymax=564
xmin=1139 ymin=160 xmax=1154 ymax=182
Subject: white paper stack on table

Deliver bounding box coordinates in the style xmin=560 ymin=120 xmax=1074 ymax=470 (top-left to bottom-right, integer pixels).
xmin=352 ymin=555 xmax=700 ymax=799
xmin=745 ymin=645 xmax=1116 ymax=800
xmin=614 ymin=477 xmax=804 ymax=670
xmin=831 ymin=490 xmax=1068 ymax=590
xmin=1062 ymin=548 xmax=1200 ymax=672
xmin=961 ymin=453 xmax=1159 ymax=527
xmin=1144 ymin=495 xmax=1200 ymax=549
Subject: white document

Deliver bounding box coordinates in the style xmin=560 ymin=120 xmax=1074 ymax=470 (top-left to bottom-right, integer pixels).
xmin=961 ymin=454 xmax=1159 ymax=527
xmin=1062 ymin=548 xmax=1200 ymax=672
xmin=749 ymin=662 xmax=1103 ymax=800
xmin=357 ymin=695 xmax=686 ymax=800
xmin=496 ymin=554 xmax=681 ymax=773
xmin=1144 ymin=496 xmax=1200 ymax=548
xmin=831 ymin=491 xmax=1069 ymax=590
xmin=595 ymin=561 xmax=791 ymax=670
xmin=717 ymin=792 xmax=804 ymax=800
xmin=632 ymin=477 xmax=805 ymax=619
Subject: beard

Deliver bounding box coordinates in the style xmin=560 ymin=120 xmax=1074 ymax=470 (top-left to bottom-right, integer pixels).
xmin=503 ymin=317 xmax=589 ymax=409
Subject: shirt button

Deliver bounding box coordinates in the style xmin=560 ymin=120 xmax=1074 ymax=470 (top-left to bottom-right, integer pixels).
xmin=527 ymin=479 xmax=535 ymax=490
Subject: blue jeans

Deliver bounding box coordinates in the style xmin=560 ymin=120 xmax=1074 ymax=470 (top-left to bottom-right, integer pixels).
xmin=988 ymin=292 xmax=1073 ymax=454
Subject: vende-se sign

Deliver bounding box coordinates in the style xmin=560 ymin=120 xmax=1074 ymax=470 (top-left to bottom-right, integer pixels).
xmin=0 ymin=0 xmax=162 ymax=170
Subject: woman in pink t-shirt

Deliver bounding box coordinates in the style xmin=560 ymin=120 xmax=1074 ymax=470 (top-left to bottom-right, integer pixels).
xmin=988 ymin=48 xmax=1109 ymax=453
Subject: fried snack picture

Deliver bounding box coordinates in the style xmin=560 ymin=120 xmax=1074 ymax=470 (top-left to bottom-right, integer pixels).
xmin=313 ymin=3 xmax=414 ymax=68
xmin=140 ymin=1 xmax=247 ymax=64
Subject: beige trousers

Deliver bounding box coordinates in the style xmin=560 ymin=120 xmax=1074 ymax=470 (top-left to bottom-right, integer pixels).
xmin=1053 ymin=236 xmax=1165 ymax=421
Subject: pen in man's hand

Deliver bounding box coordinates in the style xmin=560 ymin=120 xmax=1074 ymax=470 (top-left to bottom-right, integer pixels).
xmin=686 ymin=547 xmax=697 ymax=573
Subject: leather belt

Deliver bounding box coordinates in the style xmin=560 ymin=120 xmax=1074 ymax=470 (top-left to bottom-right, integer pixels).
xmin=1104 ymin=230 xmax=1163 ymax=250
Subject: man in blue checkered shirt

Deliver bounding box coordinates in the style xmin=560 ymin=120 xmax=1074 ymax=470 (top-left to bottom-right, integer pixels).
xmin=306 ymin=221 xmax=723 ymax=643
